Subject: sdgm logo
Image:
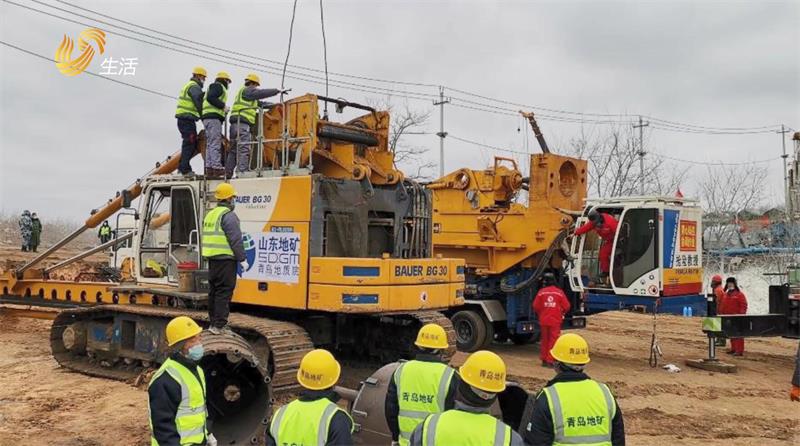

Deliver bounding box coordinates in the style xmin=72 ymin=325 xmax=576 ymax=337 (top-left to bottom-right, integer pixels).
xmin=54 ymin=27 xmax=106 ymax=76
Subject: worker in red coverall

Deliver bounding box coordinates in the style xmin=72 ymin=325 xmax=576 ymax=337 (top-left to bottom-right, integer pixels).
xmin=574 ymin=209 xmax=619 ymax=284
xmin=718 ymin=276 xmax=748 ymax=356
xmin=533 ymin=272 xmax=571 ymax=368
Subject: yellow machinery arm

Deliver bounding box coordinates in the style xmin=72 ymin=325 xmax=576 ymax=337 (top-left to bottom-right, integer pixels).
xmin=12 ymin=150 xmax=184 ymax=279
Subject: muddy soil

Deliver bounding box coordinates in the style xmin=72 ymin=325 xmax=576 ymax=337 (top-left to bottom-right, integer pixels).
xmin=0 ymin=308 xmax=797 ymax=445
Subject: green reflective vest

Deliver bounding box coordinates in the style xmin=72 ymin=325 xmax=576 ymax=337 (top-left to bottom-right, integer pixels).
xmin=99 ymin=225 xmax=111 ymax=236
xmin=421 ymin=409 xmax=511 ymax=446
xmin=175 ymin=80 xmax=201 ymax=119
xmin=230 ymin=87 xmax=257 ymax=125
xmin=202 ymin=206 xmax=233 ymax=258
xmin=202 ymin=82 xmax=228 ymax=119
xmin=269 ymin=398 xmax=354 ymax=446
xmin=543 ymin=379 xmax=615 ymax=446
xmin=149 ymin=358 xmax=207 ymax=446
xmin=394 ymin=360 xmax=455 ymax=446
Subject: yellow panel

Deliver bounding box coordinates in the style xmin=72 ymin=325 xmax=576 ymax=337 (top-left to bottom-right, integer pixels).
xmin=663 ymin=268 xmax=702 ymax=285
xmin=310 ymin=257 xmax=462 ymax=286
xmin=308 ymin=282 xmax=456 ymax=313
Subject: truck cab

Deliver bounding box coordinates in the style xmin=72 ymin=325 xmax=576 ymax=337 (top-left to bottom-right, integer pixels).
xmin=568 ymin=196 xmax=706 ymax=315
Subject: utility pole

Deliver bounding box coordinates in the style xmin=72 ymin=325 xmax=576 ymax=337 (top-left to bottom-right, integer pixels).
xmin=633 ymin=115 xmax=649 ymax=195
xmin=433 ymin=86 xmax=450 ymax=177
xmin=778 ymin=124 xmax=791 ymax=216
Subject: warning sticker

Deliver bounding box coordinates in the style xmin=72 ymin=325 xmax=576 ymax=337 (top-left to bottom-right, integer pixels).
xmin=241 ymin=232 xmax=301 ymax=284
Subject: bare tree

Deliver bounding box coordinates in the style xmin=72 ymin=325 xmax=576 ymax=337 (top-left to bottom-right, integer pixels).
xmin=567 ymin=124 xmax=686 ymax=198
xmin=700 ymin=164 xmax=768 ymax=249
xmin=367 ymin=98 xmax=435 ymax=180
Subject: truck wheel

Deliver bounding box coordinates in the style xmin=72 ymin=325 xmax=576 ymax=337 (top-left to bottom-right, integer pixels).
xmin=451 ymin=310 xmax=487 ymax=352
xmin=480 ymin=318 xmax=495 ymax=349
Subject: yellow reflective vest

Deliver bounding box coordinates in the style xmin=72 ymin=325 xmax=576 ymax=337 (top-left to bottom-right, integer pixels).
xmin=175 ymin=80 xmax=201 ymax=119
xmin=230 ymin=87 xmax=257 ymax=125
xmin=202 ymin=206 xmax=233 ymax=258
xmin=149 ymin=358 xmax=207 ymax=446
xmin=269 ymin=398 xmax=354 ymax=446
xmin=420 ymin=409 xmax=511 ymax=446
xmin=394 ymin=360 xmax=455 ymax=446
xmin=202 ymin=82 xmax=227 ymax=120
xmin=543 ymin=379 xmax=615 ymax=446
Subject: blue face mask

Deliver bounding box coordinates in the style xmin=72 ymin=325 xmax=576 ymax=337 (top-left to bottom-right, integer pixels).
xmin=187 ymin=344 xmax=205 ymax=362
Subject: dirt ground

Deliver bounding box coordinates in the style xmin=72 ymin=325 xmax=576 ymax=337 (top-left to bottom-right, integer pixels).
xmin=0 ymin=306 xmax=797 ymax=446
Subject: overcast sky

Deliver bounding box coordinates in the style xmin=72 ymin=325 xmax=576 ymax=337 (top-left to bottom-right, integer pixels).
xmin=1 ymin=0 xmax=798 ymax=221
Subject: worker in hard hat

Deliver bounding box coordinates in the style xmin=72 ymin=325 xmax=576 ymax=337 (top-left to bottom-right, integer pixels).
xmin=149 ymin=316 xmax=216 ymax=446
xmin=719 ymin=277 xmax=748 ymax=356
xmin=267 ymin=349 xmax=354 ymax=446
xmin=201 ymin=183 xmax=245 ymax=334
xmin=574 ymin=209 xmax=618 ymax=285
xmin=98 ymin=220 xmax=112 ymax=244
xmin=227 ymin=73 xmax=287 ymax=177
xmin=521 ymin=333 xmax=625 ymax=445
xmin=533 ymin=272 xmax=571 ymax=367
xmin=385 ymin=323 xmax=458 ymax=446
xmin=792 ymin=341 xmax=800 ymax=402
xmin=175 ymin=66 xmax=207 ymax=175
xmin=409 ymin=350 xmax=525 ymax=446
xmin=202 ymin=71 xmax=232 ymax=178
xmin=709 ymin=274 xmax=724 ymax=314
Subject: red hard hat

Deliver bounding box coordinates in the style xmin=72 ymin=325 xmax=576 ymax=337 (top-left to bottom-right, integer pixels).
xmin=711 ymin=274 xmax=722 ymax=283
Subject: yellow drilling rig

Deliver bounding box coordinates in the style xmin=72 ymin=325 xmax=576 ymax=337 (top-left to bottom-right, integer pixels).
xmin=0 ymin=94 xmax=465 ymax=445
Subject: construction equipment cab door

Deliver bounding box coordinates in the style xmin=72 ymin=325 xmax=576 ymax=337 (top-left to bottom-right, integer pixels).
xmin=139 ymin=185 xmax=200 ymax=283
xmin=568 ymin=216 xmax=589 ymax=292
xmin=610 ymin=208 xmax=659 ymax=295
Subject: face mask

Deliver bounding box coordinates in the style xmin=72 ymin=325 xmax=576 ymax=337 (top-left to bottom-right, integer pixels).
xmin=727 ymin=286 xmax=734 ymax=292
xmin=187 ymin=344 xmax=205 ymax=362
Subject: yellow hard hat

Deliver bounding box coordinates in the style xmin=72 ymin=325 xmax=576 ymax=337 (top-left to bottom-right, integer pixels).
xmin=550 ymin=333 xmax=590 ymax=365
xmin=216 ymin=71 xmax=231 ymax=81
xmin=459 ymin=350 xmax=506 ymax=393
xmin=165 ymin=316 xmax=202 ymax=346
xmin=415 ymin=323 xmax=448 ymax=349
xmin=245 ymin=73 xmax=261 ymax=84
xmin=297 ymin=349 xmax=341 ymax=390
xmin=214 ymin=183 xmax=236 ymax=200
xmin=192 ymin=66 xmax=208 ymax=77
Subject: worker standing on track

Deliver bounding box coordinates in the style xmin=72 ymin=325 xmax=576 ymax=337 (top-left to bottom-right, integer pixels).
xmin=791 ymin=341 xmax=800 ymax=402
xmin=149 ymin=316 xmax=216 ymax=446
xmin=533 ymin=272 xmax=571 ymax=368
xmin=719 ymin=277 xmax=748 ymax=356
xmin=18 ymin=210 xmax=32 ymax=252
xmin=176 ymin=67 xmax=207 ymax=175
xmin=227 ymin=74 xmax=285 ymax=177
xmin=29 ymin=213 xmax=42 ymax=253
xmin=385 ymin=323 xmax=458 ymax=446
xmin=98 ymin=220 xmax=112 ymax=244
xmin=522 ymin=333 xmax=625 ymax=445
xmin=267 ymin=349 xmax=354 ymax=446
xmin=574 ymin=209 xmax=618 ymax=284
xmin=409 ymin=350 xmax=525 ymax=446
xmin=201 ymin=71 xmax=232 ymax=178
xmin=201 ymin=183 xmax=245 ymax=334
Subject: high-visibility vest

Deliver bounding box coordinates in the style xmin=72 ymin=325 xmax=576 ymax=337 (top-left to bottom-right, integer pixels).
xmin=149 ymin=358 xmax=207 ymax=446
xmin=269 ymin=398 xmax=354 ymax=446
xmin=394 ymin=360 xmax=455 ymax=446
xmin=543 ymin=379 xmax=615 ymax=446
xmin=420 ymin=409 xmax=511 ymax=446
xmin=175 ymin=80 xmax=201 ymax=119
xmin=202 ymin=82 xmax=228 ymax=119
xmin=230 ymin=87 xmax=257 ymax=125
xmin=202 ymin=206 xmax=233 ymax=258
xmin=100 ymin=225 xmax=111 ymax=236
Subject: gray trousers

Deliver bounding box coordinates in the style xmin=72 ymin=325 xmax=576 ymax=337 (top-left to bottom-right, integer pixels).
xmin=227 ymin=122 xmax=252 ymax=176
xmin=202 ymin=118 xmax=224 ymax=169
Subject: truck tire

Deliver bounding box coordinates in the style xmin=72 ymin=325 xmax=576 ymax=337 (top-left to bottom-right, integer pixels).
xmin=480 ymin=317 xmax=495 ymax=349
xmin=451 ymin=310 xmax=487 ymax=352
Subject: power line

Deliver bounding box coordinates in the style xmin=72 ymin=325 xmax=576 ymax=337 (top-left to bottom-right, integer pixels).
xmin=0 ymin=40 xmax=175 ymax=100
xmin=281 ymin=0 xmax=299 ymax=90
xmin=319 ymin=0 xmax=329 ymax=114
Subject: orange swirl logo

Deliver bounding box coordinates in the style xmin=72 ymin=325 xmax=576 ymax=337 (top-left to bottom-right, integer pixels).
xmin=54 ymin=28 xmax=106 ymax=76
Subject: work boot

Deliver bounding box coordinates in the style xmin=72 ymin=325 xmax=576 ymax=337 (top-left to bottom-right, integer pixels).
xmin=221 ymin=325 xmax=234 ymax=334
xmin=732 ymin=352 xmax=743 ymax=357
xmin=208 ymin=326 xmax=222 ymax=335
xmin=725 ymin=350 xmax=735 ymax=355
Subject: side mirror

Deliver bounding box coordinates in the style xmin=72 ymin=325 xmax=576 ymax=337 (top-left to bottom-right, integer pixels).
xmin=121 ymin=190 xmax=133 ymax=209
